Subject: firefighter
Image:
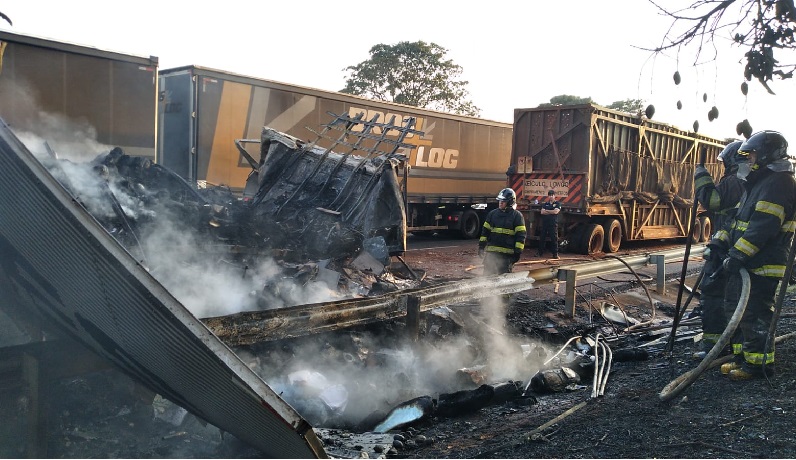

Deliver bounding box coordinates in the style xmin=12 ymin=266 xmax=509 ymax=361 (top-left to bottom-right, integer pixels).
xmin=478 ymin=188 xmax=526 ymax=275
xmin=691 ymin=141 xmax=747 ymax=358
xmin=717 ymin=130 xmax=796 ymax=381
xmin=538 ymin=190 xmax=561 ymax=259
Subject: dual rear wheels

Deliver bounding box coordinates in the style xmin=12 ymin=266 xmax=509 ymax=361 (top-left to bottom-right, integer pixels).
xmin=569 ymin=218 xmax=622 ymax=255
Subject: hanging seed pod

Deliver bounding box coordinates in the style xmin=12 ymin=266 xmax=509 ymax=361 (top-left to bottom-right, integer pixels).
xmin=673 ymin=71 xmax=681 ymax=85
xmin=736 ymin=121 xmax=744 ymax=136
xmin=708 ymin=110 xmax=715 ymax=122
xmin=645 ymin=104 xmax=655 ymax=119
xmin=741 ymin=81 xmax=748 ymax=95
xmin=676 ymin=100 xmax=683 ymax=110
xmin=740 ymin=119 xmax=753 ymax=138
xmin=711 ymin=106 xmax=719 ymax=119
xmin=693 ymin=120 xmax=700 ymax=132
xmin=702 ymin=93 xmax=708 ymax=102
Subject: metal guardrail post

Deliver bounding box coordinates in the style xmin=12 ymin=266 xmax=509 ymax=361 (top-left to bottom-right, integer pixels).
xmin=406 ymin=295 xmax=421 ymax=341
xmin=650 ymin=254 xmax=667 ymax=295
xmin=557 ymin=269 xmax=578 ymax=316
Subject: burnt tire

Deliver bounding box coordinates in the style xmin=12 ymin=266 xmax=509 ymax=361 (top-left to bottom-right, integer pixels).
xmin=699 ymin=216 xmax=712 ymax=242
xmin=689 ymin=217 xmax=702 ymax=244
xmin=581 ymin=223 xmax=604 ymax=255
xmin=602 ymin=218 xmax=622 ymax=253
xmin=460 ymin=210 xmax=481 ymax=239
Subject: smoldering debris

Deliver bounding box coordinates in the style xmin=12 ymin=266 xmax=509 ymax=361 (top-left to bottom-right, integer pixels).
xmin=23 ymin=122 xmax=421 ymax=317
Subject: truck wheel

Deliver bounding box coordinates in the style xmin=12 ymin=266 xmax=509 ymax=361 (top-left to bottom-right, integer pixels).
xmin=689 ymin=218 xmax=702 ymax=244
xmin=581 ymin=223 xmax=604 ymax=255
xmin=460 ymin=210 xmax=481 ymax=239
xmin=699 ymin=216 xmax=711 ymax=242
xmin=602 ymin=219 xmax=622 ymax=253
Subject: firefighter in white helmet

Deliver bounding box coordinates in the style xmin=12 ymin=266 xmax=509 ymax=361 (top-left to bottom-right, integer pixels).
xmin=478 ymin=188 xmax=526 ymax=275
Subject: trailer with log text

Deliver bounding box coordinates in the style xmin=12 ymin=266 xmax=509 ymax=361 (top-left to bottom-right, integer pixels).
xmin=158 ymin=66 xmax=513 ymax=239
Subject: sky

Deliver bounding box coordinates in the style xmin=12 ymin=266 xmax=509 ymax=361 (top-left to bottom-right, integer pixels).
xmin=2 ymin=0 xmax=795 ymax=144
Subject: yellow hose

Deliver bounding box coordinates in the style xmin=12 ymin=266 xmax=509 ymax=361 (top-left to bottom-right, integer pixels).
xmin=659 ymin=268 xmax=750 ymax=402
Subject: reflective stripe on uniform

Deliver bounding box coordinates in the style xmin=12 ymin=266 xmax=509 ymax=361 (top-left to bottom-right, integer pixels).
xmin=486 ymin=246 xmax=514 ymax=254
xmin=744 ymin=350 xmax=775 ymax=365
xmin=755 ymin=200 xmax=786 ymax=222
xmin=750 ymin=264 xmax=787 ymax=278
xmin=695 ymin=175 xmax=714 ymax=190
xmin=715 ymin=229 xmax=730 ymax=243
xmin=732 ymin=220 xmax=749 ymax=231
xmin=708 ymin=190 xmax=721 ymax=210
xmin=782 ymin=220 xmax=796 ymax=233
xmin=491 ymin=227 xmax=517 ymax=235
xmin=734 ymin=237 xmax=758 ymax=257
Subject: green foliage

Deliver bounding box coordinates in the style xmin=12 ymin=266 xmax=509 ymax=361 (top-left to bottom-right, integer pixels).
xmin=341 ymin=41 xmax=480 ymax=117
xmin=538 ymin=95 xmax=593 ymax=107
xmin=606 ymin=98 xmax=646 ymax=113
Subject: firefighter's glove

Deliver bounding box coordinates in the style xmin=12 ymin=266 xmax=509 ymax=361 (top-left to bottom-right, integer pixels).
xmin=722 ymin=256 xmax=743 ymax=274
xmin=511 ymin=250 xmax=521 ymax=264
xmin=703 ymin=247 xmax=711 ymax=261
xmin=478 ymin=246 xmax=485 ymax=258
xmin=694 ymin=164 xmax=709 ymax=178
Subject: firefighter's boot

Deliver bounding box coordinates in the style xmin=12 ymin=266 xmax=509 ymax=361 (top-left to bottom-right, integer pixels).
xmin=720 ymin=360 xmax=743 ymax=375
xmin=728 ymin=363 xmax=772 ymax=381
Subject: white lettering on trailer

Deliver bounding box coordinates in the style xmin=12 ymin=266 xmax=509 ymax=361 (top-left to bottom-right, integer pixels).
xmin=523 ymin=178 xmax=569 ymax=197
xmin=414 ymin=147 xmax=459 ymax=168
xmin=348 ymin=107 xmax=419 ymax=137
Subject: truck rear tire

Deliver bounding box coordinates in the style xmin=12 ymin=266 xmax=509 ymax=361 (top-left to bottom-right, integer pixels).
xmin=699 ymin=216 xmax=711 ymax=242
xmin=602 ymin=219 xmax=622 ymax=253
xmin=689 ymin=218 xmax=702 ymax=244
xmin=582 ymin=223 xmax=604 ymax=255
xmin=460 ymin=210 xmax=481 ymax=239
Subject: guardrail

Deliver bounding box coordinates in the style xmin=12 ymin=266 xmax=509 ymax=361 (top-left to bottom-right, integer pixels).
xmin=206 ymin=245 xmax=706 ymax=344
xmin=527 ymin=245 xmax=706 ymax=315
xmin=203 ymin=271 xmax=536 ymax=345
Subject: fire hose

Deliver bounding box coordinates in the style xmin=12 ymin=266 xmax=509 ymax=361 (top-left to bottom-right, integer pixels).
xmin=659 ymin=268 xmax=750 ymax=402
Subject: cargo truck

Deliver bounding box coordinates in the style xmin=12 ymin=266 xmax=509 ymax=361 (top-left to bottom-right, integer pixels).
xmin=0 ymin=31 xmax=158 ymax=160
xmin=509 ymin=103 xmax=726 ymax=254
xmin=157 ymin=66 xmax=513 ymax=239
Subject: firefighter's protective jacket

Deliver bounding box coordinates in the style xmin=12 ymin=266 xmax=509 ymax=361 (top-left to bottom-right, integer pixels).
xmin=695 ymin=168 xmax=745 ymax=234
xmin=479 ymin=208 xmax=526 ymax=255
xmin=716 ymin=168 xmax=796 ymax=278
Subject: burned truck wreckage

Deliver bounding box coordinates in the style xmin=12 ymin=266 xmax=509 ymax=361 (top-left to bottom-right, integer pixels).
xmin=41 ymin=113 xmax=417 ymax=314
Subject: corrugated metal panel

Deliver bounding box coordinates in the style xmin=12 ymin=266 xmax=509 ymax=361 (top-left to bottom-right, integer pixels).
xmin=0 ymin=120 xmax=326 ymax=458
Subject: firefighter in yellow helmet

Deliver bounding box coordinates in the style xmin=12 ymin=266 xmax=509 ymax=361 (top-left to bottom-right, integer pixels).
xmin=478 ymin=188 xmax=526 ymax=275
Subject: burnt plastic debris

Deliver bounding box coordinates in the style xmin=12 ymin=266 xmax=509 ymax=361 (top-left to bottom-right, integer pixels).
xmin=436 ymin=384 xmax=495 ymax=418
xmin=529 ymin=367 xmax=581 ymax=393
xmin=612 ymin=347 xmax=649 ymax=362
xmin=490 ymin=381 xmax=523 ymax=405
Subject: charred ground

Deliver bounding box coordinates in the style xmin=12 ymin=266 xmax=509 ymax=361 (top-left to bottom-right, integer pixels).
xmin=4 ymin=240 xmax=796 ymax=459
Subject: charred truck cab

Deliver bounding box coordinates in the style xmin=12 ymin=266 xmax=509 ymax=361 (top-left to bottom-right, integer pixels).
xmin=157 ymin=66 xmax=513 ymax=240
xmin=509 ymin=104 xmax=725 ymax=254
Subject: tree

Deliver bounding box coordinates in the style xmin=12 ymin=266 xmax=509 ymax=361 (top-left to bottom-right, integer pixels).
xmin=537 ymin=95 xmax=593 ymax=107
xmin=341 ymin=41 xmax=480 ymax=117
xmin=648 ymin=0 xmax=796 ymax=95
xmin=606 ymin=98 xmax=646 ymax=113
